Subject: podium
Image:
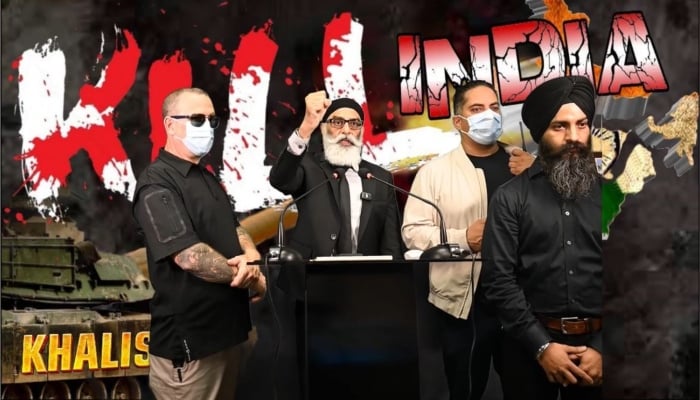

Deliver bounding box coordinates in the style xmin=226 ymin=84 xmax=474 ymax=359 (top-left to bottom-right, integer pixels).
xmin=301 ymin=258 xmax=419 ymax=400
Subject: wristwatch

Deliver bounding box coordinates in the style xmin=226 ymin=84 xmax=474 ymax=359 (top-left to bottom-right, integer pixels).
xmin=535 ymin=341 xmax=551 ymax=360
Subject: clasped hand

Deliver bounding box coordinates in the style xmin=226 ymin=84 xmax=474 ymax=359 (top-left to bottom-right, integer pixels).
xmin=227 ymin=256 xmax=267 ymax=303
xmin=538 ymin=342 xmax=602 ymax=387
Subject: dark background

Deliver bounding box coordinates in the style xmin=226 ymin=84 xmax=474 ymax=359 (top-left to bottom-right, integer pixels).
xmin=1 ymin=0 xmax=698 ymax=398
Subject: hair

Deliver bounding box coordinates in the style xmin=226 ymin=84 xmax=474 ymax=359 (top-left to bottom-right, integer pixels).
xmin=161 ymin=87 xmax=210 ymax=118
xmin=452 ymin=80 xmax=498 ymax=115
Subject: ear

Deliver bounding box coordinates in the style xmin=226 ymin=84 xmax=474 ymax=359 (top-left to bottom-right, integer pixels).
xmin=453 ymin=115 xmax=468 ymax=132
xmin=163 ymin=117 xmax=175 ymax=136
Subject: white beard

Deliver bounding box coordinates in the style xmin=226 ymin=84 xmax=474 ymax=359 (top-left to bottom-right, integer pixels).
xmin=322 ymin=131 xmax=362 ymax=170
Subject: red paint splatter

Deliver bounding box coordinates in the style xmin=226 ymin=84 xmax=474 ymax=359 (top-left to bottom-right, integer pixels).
xmin=284 ymin=77 xmax=293 ymax=86
xmin=387 ymin=100 xmax=394 ymax=108
xmin=18 ymin=75 xmax=23 ymax=82
xmin=322 ymin=12 xmax=352 ymax=79
xmin=219 ymin=65 xmax=230 ymax=76
xmin=148 ymin=50 xmax=192 ymax=161
xmin=232 ymin=128 xmax=240 ymax=133
xmin=8 ymin=75 xmax=14 ymax=82
xmin=201 ymin=49 xmax=210 ymax=54
xmin=209 ymin=59 xmax=218 ymax=66
xmin=18 ymin=123 xmax=130 ymax=187
xmin=11 ymin=56 xmax=22 ymax=69
xmin=278 ymin=101 xmax=297 ymax=115
xmin=15 ymin=212 xmax=25 ymax=223
xmin=18 ymin=29 xmax=142 ymax=190
xmin=3 ymin=208 xmax=10 ymax=214
xmin=241 ymin=136 xmax=249 ymax=148
xmin=202 ymin=37 xmax=211 ymax=44
xmin=231 ymin=20 xmax=278 ymax=82
xmin=286 ymin=66 xmax=293 ymax=74
xmin=386 ymin=111 xmax=394 ymax=120
xmin=205 ymin=164 xmax=215 ymax=174
xmin=218 ymin=1 xmax=229 ymax=6
xmin=214 ymin=42 xmax=225 ymax=55
xmin=78 ymin=30 xmax=141 ymax=112
xmin=2 ymin=219 xmax=8 ymax=225
xmin=160 ymin=8 xmax=166 ymax=14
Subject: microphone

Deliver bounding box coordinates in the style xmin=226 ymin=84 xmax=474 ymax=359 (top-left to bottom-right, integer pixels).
xmin=268 ymin=167 xmax=345 ymax=263
xmin=357 ymin=168 xmax=466 ymax=261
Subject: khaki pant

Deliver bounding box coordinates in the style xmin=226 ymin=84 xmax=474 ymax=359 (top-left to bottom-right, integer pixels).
xmin=149 ymin=329 xmax=257 ymax=400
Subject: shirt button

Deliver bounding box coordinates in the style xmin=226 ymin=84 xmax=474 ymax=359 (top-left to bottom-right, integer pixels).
xmin=568 ymin=269 xmax=574 ymax=275
xmin=564 ymin=211 xmax=570 ymax=216
xmin=330 ymin=234 xmax=337 ymax=240
xmin=566 ymin=240 xmax=572 ymax=245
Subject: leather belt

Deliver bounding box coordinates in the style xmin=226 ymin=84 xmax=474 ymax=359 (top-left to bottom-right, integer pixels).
xmin=538 ymin=316 xmax=602 ymax=335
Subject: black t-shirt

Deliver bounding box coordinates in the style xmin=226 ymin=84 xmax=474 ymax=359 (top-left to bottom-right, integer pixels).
xmin=132 ymin=149 xmax=251 ymax=361
xmin=467 ymin=146 xmax=513 ymax=202
xmin=467 ymin=146 xmax=514 ymax=312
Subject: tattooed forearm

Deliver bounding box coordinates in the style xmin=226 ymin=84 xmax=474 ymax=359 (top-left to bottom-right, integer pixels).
xmin=174 ymin=242 xmax=233 ymax=283
xmin=237 ymin=226 xmax=260 ymax=260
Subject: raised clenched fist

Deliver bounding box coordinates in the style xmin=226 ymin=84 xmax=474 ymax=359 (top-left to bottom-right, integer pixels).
xmin=298 ymin=91 xmax=331 ymax=138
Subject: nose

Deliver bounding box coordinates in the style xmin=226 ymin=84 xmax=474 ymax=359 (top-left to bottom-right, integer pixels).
xmin=566 ymin=126 xmax=582 ymax=142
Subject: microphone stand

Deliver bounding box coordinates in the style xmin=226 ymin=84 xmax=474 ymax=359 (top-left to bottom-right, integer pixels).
xmin=268 ymin=170 xmax=343 ymax=263
xmin=359 ymin=169 xmax=466 ymax=261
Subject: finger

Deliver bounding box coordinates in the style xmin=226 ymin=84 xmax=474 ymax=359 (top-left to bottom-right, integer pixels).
xmin=511 ymin=148 xmax=524 ymax=155
xmin=560 ymin=369 xmax=577 ymax=385
xmin=569 ymin=364 xmax=594 ymax=385
xmin=545 ymin=372 xmax=556 ymax=383
xmin=565 ymin=345 xmax=587 ymax=354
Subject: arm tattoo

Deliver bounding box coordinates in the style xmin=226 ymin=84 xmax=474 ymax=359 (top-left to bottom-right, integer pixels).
xmin=174 ymin=242 xmax=233 ymax=283
xmin=236 ymin=226 xmax=256 ymax=251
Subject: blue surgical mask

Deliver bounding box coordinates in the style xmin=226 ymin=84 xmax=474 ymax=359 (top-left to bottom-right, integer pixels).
xmin=176 ymin=122 xmax=214 ymax=157
xmin=457 ymin=109 xmax=503 ymax=145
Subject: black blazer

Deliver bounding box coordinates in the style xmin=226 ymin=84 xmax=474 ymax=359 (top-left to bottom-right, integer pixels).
xmin=269 ymin=142 xmax=403 ymax=260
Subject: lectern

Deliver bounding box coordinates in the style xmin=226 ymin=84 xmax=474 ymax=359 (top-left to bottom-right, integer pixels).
xmin=302 ymin=257 xmax=419 ymax=400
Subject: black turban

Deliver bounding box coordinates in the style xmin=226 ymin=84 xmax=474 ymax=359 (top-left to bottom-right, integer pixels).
xmin=521 ymin=76 xmax=595 ymax=143
xmin=322 ymin=98 xmax=364 ymax=122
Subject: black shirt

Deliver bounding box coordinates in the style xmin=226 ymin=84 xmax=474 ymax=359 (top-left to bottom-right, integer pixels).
xmin=480 ymin=161 xmax=602 ymax=355
xmin=133 ymin=149 xmax=251 ymax=361
xmin=467 ymin=146 xmax=513 ymax=202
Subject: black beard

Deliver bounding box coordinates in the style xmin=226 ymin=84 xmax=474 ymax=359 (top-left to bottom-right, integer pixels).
xmin=539 ymin=140 xmax=598 ymax=200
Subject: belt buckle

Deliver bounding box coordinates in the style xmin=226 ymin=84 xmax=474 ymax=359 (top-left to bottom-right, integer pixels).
xmin=560 ymin=316 xmax=580 ymax=334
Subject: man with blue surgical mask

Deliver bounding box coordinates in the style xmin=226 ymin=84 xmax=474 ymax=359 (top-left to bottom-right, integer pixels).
xmin=132 ymin=87 xmax=265 ymax=400
xmin=402 ymin=80 xmax=535 ymax=400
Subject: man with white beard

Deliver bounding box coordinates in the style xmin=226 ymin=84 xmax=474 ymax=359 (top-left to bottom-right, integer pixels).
xmin=269 ymin=91 xmax=403 ymax=260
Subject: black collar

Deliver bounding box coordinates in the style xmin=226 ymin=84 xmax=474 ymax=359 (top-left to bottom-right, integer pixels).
xmin=157 ymin=148 xmax=197 ymax=177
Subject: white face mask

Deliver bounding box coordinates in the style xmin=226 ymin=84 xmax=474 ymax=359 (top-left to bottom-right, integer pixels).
xmin=175 ymin=122 xmax=214 ymax=157
xmin=456 ymin=109 xmax=503 ymax=145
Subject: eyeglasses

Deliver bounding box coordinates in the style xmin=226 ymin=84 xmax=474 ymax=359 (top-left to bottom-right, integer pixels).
xmin=324 ymin=118 xmax=363 ymax=130
xmin=168 ymin=114 xmax=221 ymax=129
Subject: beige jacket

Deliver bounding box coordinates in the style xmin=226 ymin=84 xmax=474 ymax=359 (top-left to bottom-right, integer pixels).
xmin=402 ymin=144 xmax=517 ymax=319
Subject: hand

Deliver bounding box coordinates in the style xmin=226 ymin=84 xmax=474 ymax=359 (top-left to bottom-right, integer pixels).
xmin=508 ymin=148 xmax=535 ymax=175
xmin=466 ymin=218 xmax=486 ymax=252
xmin=248 ymin=274 xmax=267 ymax=303
xmin=299 ymin=91 xmax=331 ymax=138
xmin=227 ymin=256 xmax=261 ymax=289
xmin=578 ymin=347 xmax=603 ymax=386
xmin=537 ymin=342 xmax=594 ymax=387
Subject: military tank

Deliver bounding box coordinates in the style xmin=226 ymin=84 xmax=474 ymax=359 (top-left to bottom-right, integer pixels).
xmin=1 ymin=233 xmax=154 ymax=400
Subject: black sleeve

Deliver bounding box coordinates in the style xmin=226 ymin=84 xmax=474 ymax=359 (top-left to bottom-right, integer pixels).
xmin=378 ymin=170 xmax=404 ymax=259
xmin=268 ymin=146 xmax=307 ymax=195
xmin=133 ymin=184 xmax=200 ymax=262
xmin=481 ymin=186 xmax=552 ymax=357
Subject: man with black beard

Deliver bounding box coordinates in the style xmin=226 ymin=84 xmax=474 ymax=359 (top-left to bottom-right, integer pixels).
xmin=480 ymin=76 xmax=602 ymax=400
